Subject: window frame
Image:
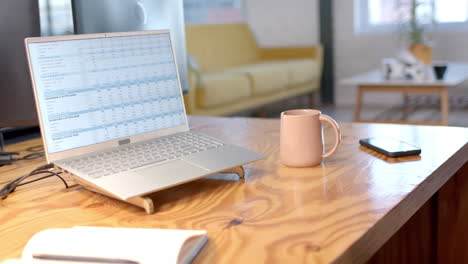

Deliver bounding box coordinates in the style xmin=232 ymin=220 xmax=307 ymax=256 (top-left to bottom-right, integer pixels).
xmin=183 ymin=0 xmax=246 ymax=25
xmin=354 ymin=0 xmax=468 ymax=34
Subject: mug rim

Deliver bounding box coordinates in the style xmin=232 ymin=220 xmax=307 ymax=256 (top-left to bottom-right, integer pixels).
xmin=281 ymin=109 xmax=321 ymax=117
xmin=432 ymin=61 xmax=448 ymax=66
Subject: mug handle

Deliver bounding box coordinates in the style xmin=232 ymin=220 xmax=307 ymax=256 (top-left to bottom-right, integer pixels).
xmin=319 ymin=114 xmax=341 ymax=158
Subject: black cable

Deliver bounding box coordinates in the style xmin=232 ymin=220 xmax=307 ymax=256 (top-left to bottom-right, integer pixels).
xmin=0 ymin=164 xmax=67 ymax=200
xmin=17 ymin=171 xmax=68 ymax=188
xmin=0 ymin=148 xmax=44 ymax=166
xmin=19 ymin=152 xmax=45 ymax=160
xmin=0 ymin=145 xmax=45 ymax=163
xmin=0 ymin=171 xmax=47 ymax=199
xmin=16 ymin=174 xmax=56 ymax=186
xmin=33 ymin=163 xmax=55 ymax=171
xmin=19 ymin=145 xmax=45 ymax=160
xmin=25 ymin=145 xmax=44 ymax=153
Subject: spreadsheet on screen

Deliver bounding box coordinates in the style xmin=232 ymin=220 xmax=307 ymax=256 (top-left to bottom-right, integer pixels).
xmin=28 ymin=33 xmax=186 ymax=153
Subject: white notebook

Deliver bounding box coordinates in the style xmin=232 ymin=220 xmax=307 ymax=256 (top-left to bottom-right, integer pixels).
xmin=9 ymin=226 xmax=207 ymax=264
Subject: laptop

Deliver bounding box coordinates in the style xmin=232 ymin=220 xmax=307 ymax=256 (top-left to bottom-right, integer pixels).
xmin=24 ymin=30 xmax=264 ymax=200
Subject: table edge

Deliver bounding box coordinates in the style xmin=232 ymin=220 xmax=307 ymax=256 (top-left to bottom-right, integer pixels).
xmin=332 ymin=142 xmax=468 ymax=263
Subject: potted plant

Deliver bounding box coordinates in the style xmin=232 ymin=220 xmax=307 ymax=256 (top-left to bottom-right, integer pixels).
xmin=399 ymin=0 xmax=436 ymax=64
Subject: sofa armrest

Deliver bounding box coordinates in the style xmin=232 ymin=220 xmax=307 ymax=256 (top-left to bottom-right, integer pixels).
xmin=259 ymin=45 xmax=323 ymax=62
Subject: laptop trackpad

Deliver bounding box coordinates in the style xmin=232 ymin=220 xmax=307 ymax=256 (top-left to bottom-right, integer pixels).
xmin=134 ymin=160 xmax=210 ymax=187
xmin=183 ymin=145 xmax=264 ymax=172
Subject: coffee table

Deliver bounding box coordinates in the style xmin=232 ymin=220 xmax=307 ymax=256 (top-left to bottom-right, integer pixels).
xmin=341 ymin=63 xmax=468 ymax=126
xmin=0 ymin=116 xmax=467 ymax=263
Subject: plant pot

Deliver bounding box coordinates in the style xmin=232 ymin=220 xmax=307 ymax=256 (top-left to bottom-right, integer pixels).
xmin=409 ymin=44 xmax=432 ymax=65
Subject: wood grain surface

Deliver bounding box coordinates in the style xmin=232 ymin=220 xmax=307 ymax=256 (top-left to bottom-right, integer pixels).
xmin=437 ymin=163 xmax=468 ymax=263
xmin=0 ymin=116 xmax=467 ymax=263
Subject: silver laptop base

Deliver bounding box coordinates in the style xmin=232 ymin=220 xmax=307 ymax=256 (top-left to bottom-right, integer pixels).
xmin=63 ymin=165 xmax=245 ymax=214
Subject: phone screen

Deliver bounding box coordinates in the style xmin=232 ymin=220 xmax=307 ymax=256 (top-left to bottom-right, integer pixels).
xmin=360 ymin=137 xmax=422 ymax=158
xmin=364 ymin=138 xmax=419 ymax=153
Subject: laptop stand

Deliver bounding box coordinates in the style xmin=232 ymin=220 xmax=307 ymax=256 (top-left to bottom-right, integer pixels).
xmin=71 ymin=165 xmax=245 ymax=214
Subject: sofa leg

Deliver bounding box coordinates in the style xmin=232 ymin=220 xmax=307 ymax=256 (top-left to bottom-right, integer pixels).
xmin=308 ymin=92 xmax=316 ymax=108
xmin=256 ymin=107 xmax=267 ymax=118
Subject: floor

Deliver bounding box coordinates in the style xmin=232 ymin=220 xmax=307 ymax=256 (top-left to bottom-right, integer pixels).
xmin=241 ymin=95 xmax=468 ymax=127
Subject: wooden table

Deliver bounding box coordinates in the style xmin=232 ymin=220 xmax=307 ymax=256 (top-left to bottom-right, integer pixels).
xmin=341 ymin=63 xmax=468 ymax=126
xmin=1 ymin=116 xmax=467 ymax=263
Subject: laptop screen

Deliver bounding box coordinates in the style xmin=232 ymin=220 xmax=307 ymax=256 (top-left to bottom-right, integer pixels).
xmin=28 ymin=32 xmax=186 ymax=154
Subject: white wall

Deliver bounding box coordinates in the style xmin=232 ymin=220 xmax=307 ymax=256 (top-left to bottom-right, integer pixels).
xmin=334 ymin=0 xmax=468 ymax=106
xmin=245 ymin=0 xmax=320 ymax=47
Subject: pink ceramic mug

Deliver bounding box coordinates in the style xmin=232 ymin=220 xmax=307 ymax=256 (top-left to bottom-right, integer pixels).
xmin=280 ymin=109 xmax=341 ymax=167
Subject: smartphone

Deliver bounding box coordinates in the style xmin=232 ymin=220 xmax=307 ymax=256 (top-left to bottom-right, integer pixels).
xmin=359 ymin=137 xmax=421 ymax=158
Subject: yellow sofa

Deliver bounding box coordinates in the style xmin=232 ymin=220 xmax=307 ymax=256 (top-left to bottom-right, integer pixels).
xmin=184 ymin=23 xmax=323 ymax=116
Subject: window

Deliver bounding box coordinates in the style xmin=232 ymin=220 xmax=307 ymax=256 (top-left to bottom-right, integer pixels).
xmin=38 ymin=0 xmax=74 ymax=36
xmin=183 ymin=0 xmax=244 ymax=24
xmin=356 ymin=0 xmax=468 ymax=33
xmin=435 ymin=0 xmax=468 ymax=23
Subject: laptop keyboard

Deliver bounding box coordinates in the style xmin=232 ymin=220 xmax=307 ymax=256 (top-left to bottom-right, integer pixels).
xmin=62 ymin=132 xmax=224 ymax=179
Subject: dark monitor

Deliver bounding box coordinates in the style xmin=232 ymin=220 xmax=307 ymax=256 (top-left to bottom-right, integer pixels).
xmin=72 ymin=0 xmax=189 ymax=93
xmin=0 ymin=0 xmax=188 ymax=143
xmin=0 ymin=0 xmax=74 ymax=146
xmin=0 ymin=1 xmax=41 ymax=128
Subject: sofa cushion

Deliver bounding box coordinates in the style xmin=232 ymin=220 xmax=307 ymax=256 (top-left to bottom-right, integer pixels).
xmin=284 ymin=59 xmax=320 ymax=86
xmin=228 ymin=64 xmax=290 ymax=96
xmin=186 ymin=24 xmax=260 ymax=73
xmin=197 ymin=72 xmax=251 ymax=108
